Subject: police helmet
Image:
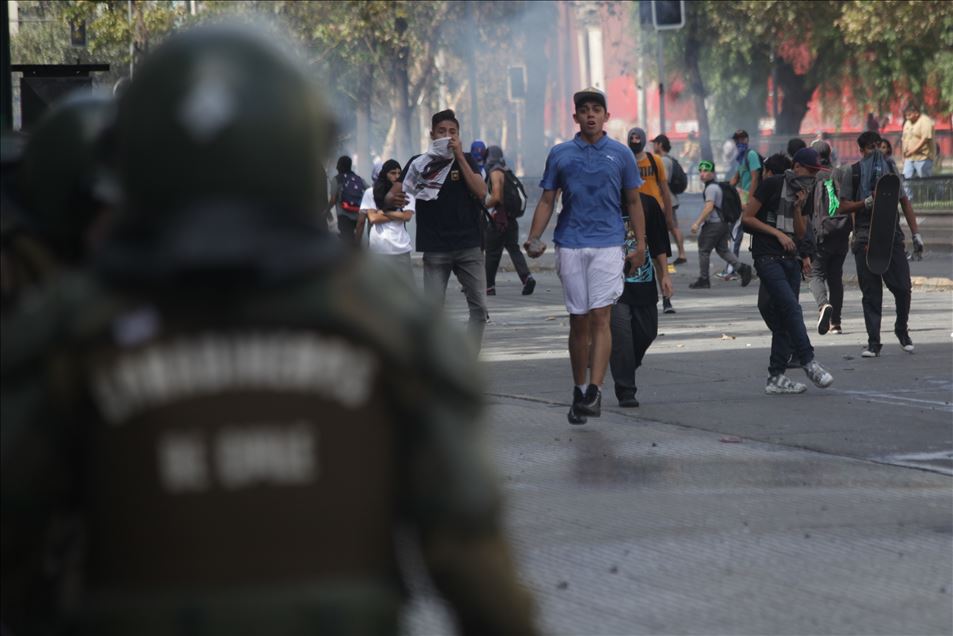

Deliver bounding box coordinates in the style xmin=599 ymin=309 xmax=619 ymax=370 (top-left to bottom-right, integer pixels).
xmin=100 ymin=24 xmax=338 ymax=284
xmin=16 ymin=92 xmax=114 ymax=262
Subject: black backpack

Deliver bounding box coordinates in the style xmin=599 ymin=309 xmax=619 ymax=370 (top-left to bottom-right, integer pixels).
xmin=668 ymin=156 xmax=688 ymax=194
xmin=708 ymin=181 xmax=742 ymax=225
xmin=813 ymin=169 xmax=852 ymax=244
xmin=498 ymin=169 xmax=528 ymax=218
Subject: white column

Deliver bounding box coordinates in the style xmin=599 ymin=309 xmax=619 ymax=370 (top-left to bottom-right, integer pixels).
xmin=576 ymin=29 xmax=588 ymax=89
xmin=587 ymin=26 xmax=605 ymax=92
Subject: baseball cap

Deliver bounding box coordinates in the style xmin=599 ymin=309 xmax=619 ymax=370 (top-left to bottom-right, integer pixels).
xmin=732 ymin=129 xmax=749 ymax=140
xmin=651 ymin=134 xmax=671 ymax=151
xmin=698 ymin=160 xmax=715 ymax=172
xmin=792 ymin=147 xmax=822 ymax=170
xmin=573 ymin=86 xmax=607 ymax=110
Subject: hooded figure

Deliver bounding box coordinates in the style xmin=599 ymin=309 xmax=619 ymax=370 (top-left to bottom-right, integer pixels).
xmin=469 ymin=140 xmax=486 ymax=166
xmin=484 ymin=145 xmax=505 ymax=176
xmin=628 ymin=127 xmax=646 ymax=155
xmin=373 ymin=158 xmax=403 ymax=211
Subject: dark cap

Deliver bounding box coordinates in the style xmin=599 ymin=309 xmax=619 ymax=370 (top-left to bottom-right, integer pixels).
xmin=792 ymin=147 xmax=822 ymax=170
xmin=732 ymin=129 xmax=749 ymax=140
xmin=651 ymin=134 xmax=671 ymax=151
xmin=573 ymin=86 xmax=607 ymax=110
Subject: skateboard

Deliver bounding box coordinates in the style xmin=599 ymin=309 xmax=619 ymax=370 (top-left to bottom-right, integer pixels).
xmin=866 ymin=173 xmax=900 ymax=275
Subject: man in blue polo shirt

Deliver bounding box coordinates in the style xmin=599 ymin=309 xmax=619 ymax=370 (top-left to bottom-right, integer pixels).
xmin=523 ymin=87 xmax=645 ymax=425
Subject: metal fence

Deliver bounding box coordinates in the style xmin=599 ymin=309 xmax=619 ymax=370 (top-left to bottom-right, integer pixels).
xmin=906 ymin=175 xmax=953 ymax=210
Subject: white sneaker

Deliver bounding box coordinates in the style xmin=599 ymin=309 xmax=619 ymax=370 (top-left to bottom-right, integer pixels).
xmin=803 ymin=360 xmax=834 ymax=388
xmin=897 ymin=332 xmax=915 ymax=353
xmin=765 ymin=374 xmax=808 ymax=395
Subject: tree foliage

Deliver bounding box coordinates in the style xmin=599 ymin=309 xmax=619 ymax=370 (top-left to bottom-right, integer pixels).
xmin=648 ymin=0 xmax=950 ymax=154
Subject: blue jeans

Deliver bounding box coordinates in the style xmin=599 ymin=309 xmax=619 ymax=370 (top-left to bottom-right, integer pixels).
xmin=902 ymin=158 xmax=933 ymax=200
xmin=754 ymin=256 xmax=814 ymax=376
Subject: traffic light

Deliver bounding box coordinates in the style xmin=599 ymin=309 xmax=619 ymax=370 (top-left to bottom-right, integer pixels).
xmin=70 ymin=20 xmax=87 ymax=48
xmin=652 ymin=0 xmax=685 ymax=30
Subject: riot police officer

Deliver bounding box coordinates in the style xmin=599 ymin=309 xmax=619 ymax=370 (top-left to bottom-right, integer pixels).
xmin=0 ymin=93 xmax=114 ymax=313
xmin=1 ymin=25 xmax=536 ymax=635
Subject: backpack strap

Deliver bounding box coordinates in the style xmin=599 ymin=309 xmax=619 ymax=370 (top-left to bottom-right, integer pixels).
xmin=646 ymin=152 xmax=660 ymax=180
xmin=851 ymin=162 xmax=861 ymax=201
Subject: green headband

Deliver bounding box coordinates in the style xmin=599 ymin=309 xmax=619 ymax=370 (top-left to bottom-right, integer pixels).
xmin=698 ymin=160 xmax=715 ymax=172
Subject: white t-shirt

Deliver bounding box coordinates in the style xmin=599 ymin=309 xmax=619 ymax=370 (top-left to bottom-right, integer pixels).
xmin=360 ymin=187 xmax=415 ymax=255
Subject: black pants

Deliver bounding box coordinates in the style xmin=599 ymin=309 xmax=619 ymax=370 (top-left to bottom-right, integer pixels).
xmin=337 ymin=215 xmax=359 ymax=246
xmin=485 ymin=218 xmax=531 ymax=288
xmin=853 ymin=238 xmax=911 ymax=347
xmin=609 ymin=301 xmax=658 ymax=397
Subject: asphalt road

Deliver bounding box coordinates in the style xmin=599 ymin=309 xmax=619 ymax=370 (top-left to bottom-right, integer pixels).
xmin=402 ymin=241 xmax=953 ymax=635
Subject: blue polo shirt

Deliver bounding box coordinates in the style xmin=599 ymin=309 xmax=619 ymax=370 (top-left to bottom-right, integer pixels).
xmin=540 ymin=132 xmax=642 ymax=248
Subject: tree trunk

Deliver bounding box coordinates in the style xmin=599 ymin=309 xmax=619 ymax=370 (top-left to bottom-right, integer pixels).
xmin=465 ymin=0 xmax=481 ymax=138
xmin=774 ymin=57 xmax=816 ymax=136
xmin=683 ymin=8 xmax=713 ymax=162
xmin=355 ymin=65 xmax=372 ymax=179
xmin=394 ymin=54 xmax=412 ymax=161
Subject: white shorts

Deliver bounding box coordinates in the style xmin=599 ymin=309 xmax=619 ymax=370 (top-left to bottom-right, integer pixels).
xmin=555 ymin=246 xmax=625 ymax=315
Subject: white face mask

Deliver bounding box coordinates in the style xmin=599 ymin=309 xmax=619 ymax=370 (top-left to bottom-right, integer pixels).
xmin=430 ymin=137 xmax=452 ymax=158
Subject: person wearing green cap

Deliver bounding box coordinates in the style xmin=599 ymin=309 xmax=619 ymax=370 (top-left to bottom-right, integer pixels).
xmin=689 ymin=161 xmax=753 ymax=289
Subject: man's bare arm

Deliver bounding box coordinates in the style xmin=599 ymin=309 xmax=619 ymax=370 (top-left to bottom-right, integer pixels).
xmin=659 ymin=176 xmax=675 ymax=230
xmin=526 ymin=190 xmax=556 ymax=241
xmin=486 ymin=171 xmax=504 ymax=209
xmin=748 ymin=168 xmax=760 ymax=200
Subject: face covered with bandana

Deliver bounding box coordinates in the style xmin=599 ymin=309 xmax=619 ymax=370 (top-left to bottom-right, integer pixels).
xmin=735 ymin=138 xmax=749 ymax=164
xmin=628 ymin=127 xmax=646 ymax=154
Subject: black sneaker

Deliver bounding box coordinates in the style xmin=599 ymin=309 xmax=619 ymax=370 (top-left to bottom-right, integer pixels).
xmin=662 ymin=297 xmax=676 ymax=314
xmin=689 ymin=277 xmax=710 ymax=289
xmin=568 ymin=386 xmax=588 ymax=425
xmin=617 ymin=390 xmax=640 ymax=407
xmin=897 ymin=332 xmax=915 ymax=353
xmin=521 ymin=276 xmax=536 ymax=296
xmin=817 ymin=303 xmax=833 ymax=335
xmin=673 ymin=257 xmax=687 ymax=265
xmin=486 ymin=286 xmax=496 ymax=296
xmin=575 ymin=384 xmax=602 ymax=417
xmin=739 ymin=263 xmax=753 ymax=287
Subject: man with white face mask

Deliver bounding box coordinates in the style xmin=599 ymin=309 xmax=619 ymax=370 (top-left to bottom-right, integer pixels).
xmin=390 ymin=109 xmax=489 ymax=348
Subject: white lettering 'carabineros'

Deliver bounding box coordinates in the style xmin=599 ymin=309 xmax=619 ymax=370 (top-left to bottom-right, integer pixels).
xmin=92 ymin=333 xmax=378 ymax=425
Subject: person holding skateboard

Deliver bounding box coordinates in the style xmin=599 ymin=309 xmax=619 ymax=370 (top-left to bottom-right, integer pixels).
xmin=838 ymin=131 xmax=924 ymax=358
xmin=741 ymin=148 xmax=834 ymax=394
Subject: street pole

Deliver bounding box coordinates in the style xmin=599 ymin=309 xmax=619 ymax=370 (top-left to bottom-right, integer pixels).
xmin=656 ymin=29 xmax=665 ymax=135
xmin=638 ymin=20 xmax=647 ymax=127
xmin=1 ymin=0 xmax=12 ymax=131
xmin=127 ymin=1 xmax=134 ymax=79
